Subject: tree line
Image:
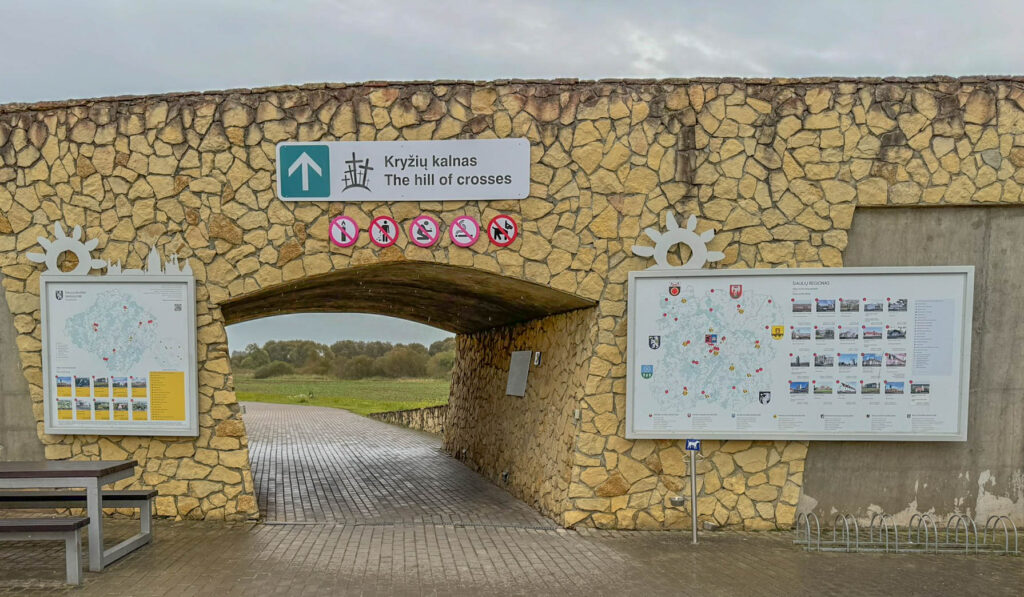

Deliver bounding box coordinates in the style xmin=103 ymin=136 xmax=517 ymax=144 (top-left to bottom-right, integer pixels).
xmin=231 ymin=338 xmax=456 ymax=380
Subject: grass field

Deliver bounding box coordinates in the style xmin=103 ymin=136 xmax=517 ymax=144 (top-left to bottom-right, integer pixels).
xmin=234 ymin=374 xmax=450 ymax=415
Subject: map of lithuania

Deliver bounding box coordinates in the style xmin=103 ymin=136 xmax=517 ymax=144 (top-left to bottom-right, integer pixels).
xmin=65 ymin=289 xmax=161 ymax=372
xmin=650 ymin=284 xmax=785 ymax=413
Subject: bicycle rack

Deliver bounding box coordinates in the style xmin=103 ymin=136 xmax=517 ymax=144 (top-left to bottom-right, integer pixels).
xmin=794 ymin=509 xmax=1019 ymax=555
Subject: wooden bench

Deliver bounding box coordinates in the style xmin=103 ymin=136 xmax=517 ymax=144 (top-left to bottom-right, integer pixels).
xmin=0 ymin=489 xmax=156 ymax=565
xmin=0 ymin=517 xmax=89 ymax=585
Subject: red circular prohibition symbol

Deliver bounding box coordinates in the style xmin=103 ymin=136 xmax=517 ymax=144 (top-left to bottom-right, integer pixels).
xmin=408 ymin=215 xmax=441 ymax=248
xmin=369 ymin=215 xmax=400 ymax=248
xmin=449 ymin=215 xmax=481 ymax=248
xmin=487 ymin=214 xmax=519 ymax=247
xmin=329 ymin=215 xmax=359 ymax=248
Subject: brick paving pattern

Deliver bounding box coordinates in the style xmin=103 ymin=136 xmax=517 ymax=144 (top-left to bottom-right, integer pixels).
xmin=1 ymin=402 xmax=1020 ymax=595
xmin=244 ymin=402 xmax=555 ymax=528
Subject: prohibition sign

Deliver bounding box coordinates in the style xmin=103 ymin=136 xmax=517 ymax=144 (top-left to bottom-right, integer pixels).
xmin=369 ymin=215 xmax=400 ymax=248
xmin=487 ymin=214 xmax=518 ymax=247
xmin=329 ymin=215 xmax=359 ymax=248
xmin=408 ymin=215 xmax=441 ymax=248
xmin=449 ymin=215 xmax=480 ymax=248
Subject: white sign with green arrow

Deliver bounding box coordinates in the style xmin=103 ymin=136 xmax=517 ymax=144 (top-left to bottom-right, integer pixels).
xmin=275 ymin=139 xmax=529 ymax=202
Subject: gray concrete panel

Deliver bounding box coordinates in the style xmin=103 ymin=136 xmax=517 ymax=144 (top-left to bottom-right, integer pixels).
xmin=802 ymin=206 xmax=1024 ymax=525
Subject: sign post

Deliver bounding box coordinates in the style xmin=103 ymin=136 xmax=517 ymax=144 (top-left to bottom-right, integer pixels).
xmin=685 ymin=439 xmax=701 ymax=544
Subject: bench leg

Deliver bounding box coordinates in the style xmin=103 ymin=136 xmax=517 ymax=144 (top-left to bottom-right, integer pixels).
xmin=141 ymin=498 xmax=152 ymax=536
xmin=86 ymin=480 xmax=103 ymax=572
xmin=65 ymin=528 xmax=82 ymax=585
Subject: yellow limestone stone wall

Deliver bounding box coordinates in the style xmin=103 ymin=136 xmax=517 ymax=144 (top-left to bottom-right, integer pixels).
xmin=1 ymin=77 xmax=1022 ymax=526
xmin=445 ymin=309 xmax=596 ymax=520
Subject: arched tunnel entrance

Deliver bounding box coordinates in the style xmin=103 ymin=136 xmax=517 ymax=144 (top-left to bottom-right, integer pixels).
xmin=219 ymin=261 xmax=597 ymax=525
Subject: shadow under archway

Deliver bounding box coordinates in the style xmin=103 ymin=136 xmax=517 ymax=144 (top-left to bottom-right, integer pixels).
xmin=219 ymin=261 xmax=597 ymax=333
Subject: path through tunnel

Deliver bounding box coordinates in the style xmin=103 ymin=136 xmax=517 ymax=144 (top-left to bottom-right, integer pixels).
xmin=220 ymin=262 xmax=597 ymax=526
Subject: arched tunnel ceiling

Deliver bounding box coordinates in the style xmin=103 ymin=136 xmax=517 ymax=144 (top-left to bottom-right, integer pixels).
xmin=218 ymin=262 xmax=597 ymax=334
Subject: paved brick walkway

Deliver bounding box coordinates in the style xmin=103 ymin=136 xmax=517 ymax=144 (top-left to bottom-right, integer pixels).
xmin=244 ymin=402 xmax=555 ymax=528
xmin=1 ymin=403 xmax=1020 ymax=595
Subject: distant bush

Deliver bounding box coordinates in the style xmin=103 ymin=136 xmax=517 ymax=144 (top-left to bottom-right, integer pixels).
xmin=376 ymin=346 xmax=429 ymax=378
xmin=253 ymin=361 xmax=295 ymax=379
xmin=339 ymin=355 xmax=377 ymax=379
xmin=427 ymin=350 xmax=455 ymax=378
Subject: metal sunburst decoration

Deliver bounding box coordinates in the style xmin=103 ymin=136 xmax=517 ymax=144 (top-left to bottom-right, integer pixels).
xmin=631 ymin=213 xmax=725 ymax=270
xmin=26 ymin=223 xmax=108 ymax=275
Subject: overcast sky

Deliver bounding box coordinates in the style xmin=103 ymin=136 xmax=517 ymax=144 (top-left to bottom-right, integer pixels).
xmin=4 ymin=0 xmax=1017 ymax=348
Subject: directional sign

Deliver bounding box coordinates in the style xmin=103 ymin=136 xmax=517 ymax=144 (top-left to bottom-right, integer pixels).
xmin=449 ymin=215 xmax=480 ymax=248
xmin=487 ymin=215 xmax=518 ymax=247
xmin=275 ymin=139 xmax=529 ymax=202
xmin=279 ymin=144 xmax=331 ymax=199
xmin=328 ymin=215 xmax=359 ymax=248
xmin=685 ymin=439 xmax=701 ymax=451
xmin=408 ymin=215 xmax=441 ymax=248
xmin=369 ymin=215 xmax=400 ymax=248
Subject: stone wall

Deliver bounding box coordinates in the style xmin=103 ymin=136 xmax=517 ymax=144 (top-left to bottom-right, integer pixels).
xmin=1 ymin=76 xmax=1022 ymax=528
xmin=369 ymin=405 xmax=448 ymax=434
xmin=446 ymin=308 xmax=596 ymax=522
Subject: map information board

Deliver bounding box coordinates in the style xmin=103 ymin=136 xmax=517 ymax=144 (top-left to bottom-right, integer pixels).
xmin=627 ymin=267 xmax=973 ymax=441
xmin=41 ymin=273 xmax=198 ymax=436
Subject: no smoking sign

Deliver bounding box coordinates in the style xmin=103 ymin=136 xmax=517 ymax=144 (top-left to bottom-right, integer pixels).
xmin=329 ymin=215 xmax=359 ymax=248
xmin=449 ymin=215 xmax=480 ymax=247
xmin=369 ymin=215 xmax=399 ymax=248
xmin=408 ymin=215 xmax=441 ymax=248
xmin=487 ymin=215 xmax=518 ymax=247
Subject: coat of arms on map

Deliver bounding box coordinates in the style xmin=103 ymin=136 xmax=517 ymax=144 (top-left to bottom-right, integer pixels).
xmin=730 ymin=284 xmax=742 ymax=299
xmin=771 ymin=325 xmax=785 ymax=340
xmin=669 ymin=283 xmax=680 ymax=296
xmin=648 ymin=336 xmax=661 ymax=349
xmin=641 ymin=365 xmax=654 ymax=379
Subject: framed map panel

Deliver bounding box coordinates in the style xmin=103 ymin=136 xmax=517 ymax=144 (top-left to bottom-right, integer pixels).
xmin=40 ymin=273 xmax=198 ymax=436
xmin=626 ymin=267 xmax=973 ymax=441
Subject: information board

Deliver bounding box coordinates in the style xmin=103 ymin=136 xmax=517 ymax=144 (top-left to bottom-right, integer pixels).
xmin=626 ymin=267 xmax=973 ymax=441
xmin=41 ymin=273 xmax=198 ymax=436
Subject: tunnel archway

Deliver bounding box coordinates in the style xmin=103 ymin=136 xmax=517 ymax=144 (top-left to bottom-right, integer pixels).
xmin=221 ymin=260 xmax=599 ymax=523
xmin=219 ymin=261 xmax=597 ymax=333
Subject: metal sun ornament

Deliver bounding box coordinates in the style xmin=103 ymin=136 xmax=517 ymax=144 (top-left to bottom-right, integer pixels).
xmin=631 ymin=214 xmax=726 ymax=270
xmin=26 ymin=223 xmax=108 ymax=275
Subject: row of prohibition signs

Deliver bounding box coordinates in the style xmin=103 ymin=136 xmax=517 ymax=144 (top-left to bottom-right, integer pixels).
xmin=328 ymin=214 xmax=519 ymax=249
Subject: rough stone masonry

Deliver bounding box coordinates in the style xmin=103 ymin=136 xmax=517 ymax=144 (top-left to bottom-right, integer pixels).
xmin=1 ymin=76 xmax=1022 ymax=528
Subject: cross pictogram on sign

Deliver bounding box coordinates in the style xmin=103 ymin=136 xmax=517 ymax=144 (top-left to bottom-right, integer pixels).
xmin=449 ymin=215 xmax=480 ymax=248
xmin=408 ymin=215 xmax=441 ymax=248
xmin=487 ymin=215 xmax=518 ymax=247
xmin=329 ymin=216 xmax=359 ymax=248
xmin=369 ymin=215 xmax=399 ymax=248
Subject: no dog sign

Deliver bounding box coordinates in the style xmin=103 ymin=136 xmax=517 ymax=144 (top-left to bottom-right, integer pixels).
xmin=487 ymin=215 xmax=518 ymax=247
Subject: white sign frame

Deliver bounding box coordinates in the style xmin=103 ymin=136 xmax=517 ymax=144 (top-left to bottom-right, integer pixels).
xmin=276 ymin=138 xmax=530 ymax=201
xmin=40 ymin=274 xmax=199 ymax=437
xmin=626 ymin=267 xmax=974 ymax=442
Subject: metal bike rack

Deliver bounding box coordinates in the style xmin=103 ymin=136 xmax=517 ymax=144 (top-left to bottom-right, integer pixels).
xmin=794 ymin=508 xmax=1019 ymax=555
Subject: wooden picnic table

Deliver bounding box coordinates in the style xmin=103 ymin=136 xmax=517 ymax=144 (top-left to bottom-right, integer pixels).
xmin=0 ymin=460 xmax=145 ymax=571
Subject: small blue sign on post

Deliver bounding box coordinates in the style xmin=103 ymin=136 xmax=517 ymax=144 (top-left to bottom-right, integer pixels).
xmin=685 ymin=439 xmax=701 ymax=451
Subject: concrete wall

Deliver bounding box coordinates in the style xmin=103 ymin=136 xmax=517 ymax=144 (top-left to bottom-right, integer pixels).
xmin=802 ymin=206 xmax=1024 ymax=525
xmin=445 ymin=308 xmax=596 ymax=522
xmin=0 ymin=271 xmax=43 ymax=461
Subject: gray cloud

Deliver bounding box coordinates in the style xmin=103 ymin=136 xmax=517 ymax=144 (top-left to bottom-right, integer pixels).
xmin=3 ymin=0 xmax=1022 ymax=104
